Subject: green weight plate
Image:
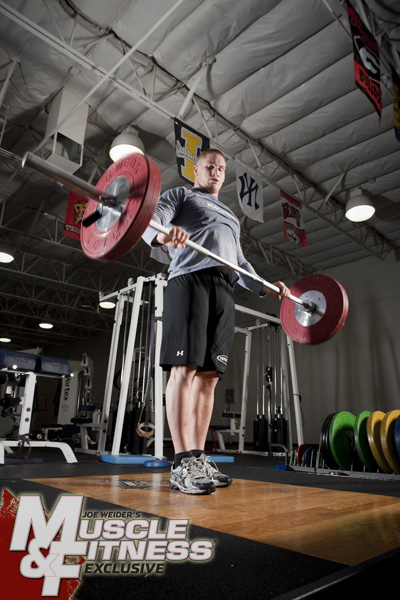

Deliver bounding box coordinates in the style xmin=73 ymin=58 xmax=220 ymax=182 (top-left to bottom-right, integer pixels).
xmin=319 ymin=413 xmax=338 ymax=469
xmin=354 ymin=411 xmax=378 ymax=472
xmin=329 ymin=411 xmax=356 ymax=470
xmin=367 ymin=411 xmax=392 ymax=474
xmin=380 ymin=410 xmax=400 ymax=474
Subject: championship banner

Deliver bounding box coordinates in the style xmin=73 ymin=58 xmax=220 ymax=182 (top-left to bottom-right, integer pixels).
xmin=174 ymin=118 xmax=210 ymax=183
xmin=63 ymin=191 xmax=88 ymax=240
xmin=280 ymin=190 xmax=308 ymax=247
xmin=346 ymin=1 xmax=382 ymax=117
xmin=391 ymin=64 xmax=400 ymax=142
xmin=235 ymin=159 xmax=264 ymax=223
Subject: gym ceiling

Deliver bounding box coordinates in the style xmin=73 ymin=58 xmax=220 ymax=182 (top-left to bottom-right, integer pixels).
xmin=0 ymin=0 xmax=399 ymax=349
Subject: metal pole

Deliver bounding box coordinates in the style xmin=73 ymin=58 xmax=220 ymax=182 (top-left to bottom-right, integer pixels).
xmin=285 ymin=335 xmax=304 ymax=446
xmin=22 ymin=152 xmax=116 ymax=202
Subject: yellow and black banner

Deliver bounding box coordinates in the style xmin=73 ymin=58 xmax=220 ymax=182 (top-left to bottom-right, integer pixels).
xmin=346 ymin=1 xmax=382 ymax=117
xmin=174 ymin=118 xmax=210 ymax=183
xmin=63 ymin=191 xmax=88 ymax=240
xmin=391 ymin=65 xmax=400 ymax=142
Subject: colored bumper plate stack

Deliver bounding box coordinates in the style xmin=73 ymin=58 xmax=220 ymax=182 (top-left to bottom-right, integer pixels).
xmin=354 ymin=411 xmax=378 ymax=472
xmin=366 ymin=411 xmax=392 ymax=474
xmin=329 ymin=411 xmax=356 ymax=471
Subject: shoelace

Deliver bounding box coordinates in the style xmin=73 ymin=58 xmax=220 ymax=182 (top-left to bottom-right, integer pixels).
xmin=194 ymin=455 xmax=217 ymax=477
xmin=186 ymin=457 xmax=210 ymax=478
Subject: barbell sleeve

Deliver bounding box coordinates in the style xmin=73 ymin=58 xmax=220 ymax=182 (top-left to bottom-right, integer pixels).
xmin=22 ymin=152 xmax=116 ymax=202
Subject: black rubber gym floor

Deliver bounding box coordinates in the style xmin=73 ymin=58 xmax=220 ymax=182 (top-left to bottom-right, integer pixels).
xmin=0 ymin=449 xmax=399 ymax=599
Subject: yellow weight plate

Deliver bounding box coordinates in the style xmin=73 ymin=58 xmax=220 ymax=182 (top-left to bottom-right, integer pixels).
xmin=366 ymin=411 xmax=392 ymax=474
xmin=380 ymin=410 xmax=400 ymax=474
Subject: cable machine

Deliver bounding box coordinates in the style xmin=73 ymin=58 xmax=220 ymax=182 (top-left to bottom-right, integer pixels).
xmin=213 ymin=305 xmax=303 ymax=456
xmin=83 ymin=274 xmax=167 ymax=462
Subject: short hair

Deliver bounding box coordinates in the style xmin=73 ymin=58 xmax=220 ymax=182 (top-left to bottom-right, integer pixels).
xmin=196 ymin=148 xmax=226 ymax=163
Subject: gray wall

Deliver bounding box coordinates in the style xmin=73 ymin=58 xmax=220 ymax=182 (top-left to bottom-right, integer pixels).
xmin=292 ymin=254 xmax=400 ymax=444
xmin=213 ymin=254 xmax=400 ymax=446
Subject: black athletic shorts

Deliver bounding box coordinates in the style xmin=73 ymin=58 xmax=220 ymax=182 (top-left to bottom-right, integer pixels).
xmin=160 ymin=268 xmax=235 ymax=375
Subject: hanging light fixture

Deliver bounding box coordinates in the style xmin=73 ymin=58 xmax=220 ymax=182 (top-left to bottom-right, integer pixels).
xmin=345 ymin=188 xmax=375 ymax=222
xmin=0 ymin=238 xmax=15 ymax=263
xmin=0 ymin=337 xmax=11 ymax=343
xmin=99 ymin=290 xmax=116 ymax=309
xmin=39 ymin=312 xmax=54 ymax=329
xmin=109 ymin=128 xmax=145 ymax=162
xmin=99 ymin=299 xmax=116 ymax=309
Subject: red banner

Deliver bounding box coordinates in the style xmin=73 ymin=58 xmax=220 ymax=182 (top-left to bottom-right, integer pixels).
xmin=63 ymin=191 xmax=88 ymax=240
xmin=347 ymin=2 xmax=382 ymax=117
xmin=280 ymin=190 xmax=308 ymax=247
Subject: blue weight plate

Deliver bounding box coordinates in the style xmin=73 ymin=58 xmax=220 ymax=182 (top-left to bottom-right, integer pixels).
xmin=395 ymin=416 xmax=400 ymax=460
xmin=302 ymin=446 xmax=313 ymax=467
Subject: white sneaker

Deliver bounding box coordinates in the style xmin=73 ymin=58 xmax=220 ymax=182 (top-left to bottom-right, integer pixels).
xmin=196 ymin=453 xmax=232 ymax=488
xmin=170 ymin=456 xmax=216 ymax=495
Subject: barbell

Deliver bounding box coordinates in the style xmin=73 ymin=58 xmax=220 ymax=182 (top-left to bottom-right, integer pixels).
xmin=21 ymin=151 xmax=348 ymax=345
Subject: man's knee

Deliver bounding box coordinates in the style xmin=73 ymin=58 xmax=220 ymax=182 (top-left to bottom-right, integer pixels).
xmin=169 ymin=364 xmax=197 ymax=384
xmin=194 ymin=370 xmax=219 ymax=391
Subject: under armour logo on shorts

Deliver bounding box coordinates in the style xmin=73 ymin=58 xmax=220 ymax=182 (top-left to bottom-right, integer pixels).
xmin=177 ymin=350 xmax=184 ymax=356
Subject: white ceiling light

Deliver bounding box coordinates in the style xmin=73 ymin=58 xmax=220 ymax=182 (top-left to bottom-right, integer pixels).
xmin=109 ymin=128 xmax=145 ymax=162
xmin=345 ymin=188 xmax=375 ymax=222
xmin=0 ymin=239 xmax=15 ymax=263
xmin=39 ymin=312 xmax=54 ymax=329
xmin=0 ymin=337 xmax=11 ymax=343
xmin=0 ymin=250 xmax=14 ymax=263
xmin=99 ymin=300 xmax=116 ymax=309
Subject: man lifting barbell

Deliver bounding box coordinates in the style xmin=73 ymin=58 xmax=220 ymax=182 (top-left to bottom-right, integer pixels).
xmin=142 ymin=149 xmax=290 ymax=495
xmin=22 ymin=149 xmax=348 ymax=494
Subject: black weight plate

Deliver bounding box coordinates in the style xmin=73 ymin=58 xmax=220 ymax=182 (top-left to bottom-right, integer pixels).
xmin=319 ymin=413 xmax=338 ymax=469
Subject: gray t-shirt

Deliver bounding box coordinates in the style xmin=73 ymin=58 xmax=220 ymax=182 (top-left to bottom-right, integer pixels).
xmin=142 ymin=186 xmax=264 ymax=295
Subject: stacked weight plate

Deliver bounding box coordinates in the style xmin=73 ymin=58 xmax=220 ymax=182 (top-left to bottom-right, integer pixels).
xmin=315 ymin=409 xmax=400 ymax=475
xmin=367 ymin=410 xmax=400 ymax=474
